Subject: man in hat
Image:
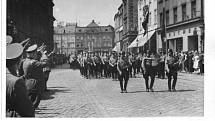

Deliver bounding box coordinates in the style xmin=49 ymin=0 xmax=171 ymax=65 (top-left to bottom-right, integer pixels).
xmin=109 ymin=51 xmax=118 ymax=81
xmin=165 ymin=49 xmax=179 ymax=91
xmin=6 ymin=43 xmax=35 ymax=117
xmin=22 ymin=44 xmax=49 ymax=108
xmin=40 ymin=50 xmax=52 ymax=92
xmin=158 ymin=51 xmax=165 ymax=79
xmin=142 ymin=50 xmax=159 ymax=92
xmin=117 ymin=51 xmax=130 ymax=93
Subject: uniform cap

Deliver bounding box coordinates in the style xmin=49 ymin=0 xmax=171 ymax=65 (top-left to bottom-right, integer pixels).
xmin=6 ymin=35 xmax=13 ymax=45
xmin=26 ymin=44 xmax=38 ymax=52
xmin=6 ymin=43 xmax=23 ymax=59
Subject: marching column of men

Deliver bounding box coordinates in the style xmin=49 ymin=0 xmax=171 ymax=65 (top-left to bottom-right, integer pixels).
xmin=77 ymin=49 xmax=180 ymax=93
xmin=6 ymin=36 xmax=180 ymax=117
xmin=6 ymin=36 xmax=53 ymax=117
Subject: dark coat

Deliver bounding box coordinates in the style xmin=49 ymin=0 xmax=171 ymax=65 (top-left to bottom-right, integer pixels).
xmin=6 ymin=69 xmax=35 ymax=117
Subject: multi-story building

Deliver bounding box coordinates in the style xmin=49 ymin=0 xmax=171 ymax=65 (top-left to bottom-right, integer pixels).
xmin=54 ymin=23 xmax=76 ymax=55
xmin=157 ymin=0 xmax=204 ymax=53
xmin=113 ymin=4 xmax=124 ymax=52
xmin=122 ymin=0 xmax=138 ymax=52
xmin=129 ymin=0 xmax=158 ymax=53
xmin=75 ymin=20 xmax=115 ymax=53
xmin=7 ymin=0 xmax=55 ymax=52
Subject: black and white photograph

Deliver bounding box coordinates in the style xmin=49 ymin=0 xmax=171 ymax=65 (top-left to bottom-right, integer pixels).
xmin=1 ymin=0 xmax=215 ymax=119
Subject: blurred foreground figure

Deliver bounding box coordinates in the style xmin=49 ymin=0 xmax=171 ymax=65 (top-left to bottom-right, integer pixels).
xmin=6 ymin=42 xmax=35 ymax=117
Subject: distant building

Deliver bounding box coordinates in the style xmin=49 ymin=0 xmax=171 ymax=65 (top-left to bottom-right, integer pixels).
xmin=54 ymin=23 xmax=76 ymax=55
xmin=113 ymin=4 xmax=123 ymax=52
xmin=157 ymin=0 xmax=204 ymax=53
xmin=75 ymin=20 xmax=115 ymax=53
xmin=7 ymin=0 xmax=55 ymax=52
xmin=121 ymin=0 xmax=138 ymax=52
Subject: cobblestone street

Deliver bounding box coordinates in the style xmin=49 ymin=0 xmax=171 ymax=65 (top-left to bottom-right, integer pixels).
xmin=35 ymin=64 xmax=204 ymax=118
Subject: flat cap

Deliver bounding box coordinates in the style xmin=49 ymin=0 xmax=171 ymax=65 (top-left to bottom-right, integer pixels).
xmin=26 ymin=44 xmax=38 ymax=52
xmin=6 ymin=43 xmax=23 ymax=59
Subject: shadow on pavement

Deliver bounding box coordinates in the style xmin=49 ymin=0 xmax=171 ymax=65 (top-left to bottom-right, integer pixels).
xmin=41 ymin=88 xmax=71 ymax=100
xmin=127 ymin=89 xmax=195 ymax=93
xmin=48 ymin=86 xmax=67 ymax=88
xmin=36 ymin=112 xmax=60 ymax=115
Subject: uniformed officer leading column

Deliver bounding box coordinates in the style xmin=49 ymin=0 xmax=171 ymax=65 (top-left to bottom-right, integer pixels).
xmin=165 ymin=49 xmax=179 ymax=92
xmin=141 ymin=51 xmax=158 ymax=92
xmin=117 ymin=51 xmax=130 ymax=93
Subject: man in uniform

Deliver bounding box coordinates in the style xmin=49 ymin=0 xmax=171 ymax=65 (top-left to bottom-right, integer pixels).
xmin=136 ymin=53 xmax=142 ymax=74
xmin=158 ymin=51 xmax=165 ymax=79
xmin=109 ymin=52 xmax=118 ymax=81
xmin=142 ymin=50 xmax=159 ymax=92
xmin=6 ymin=43 xmax=35 ymax=117
xmin=165 ymin=49 xmax=179 ymax=92
xmin=78 ymin=52 xmax=83 ymax=76
xmin=102 ymin=52 xmax=109 ymax=78
xmin=22 ymin=44 xmax=49 ymax=108
xmin=117 ymin=51 xmax=130 ymax=93
xmin=40 ymin=50 xmax=53 ymax=92
xmin=94 ymin=52 xmax=102 ymax=78
xmin=86 ymin=52 xmax=93 ymax=79
xmin=128 ymin=53 xmax=133 ymax=78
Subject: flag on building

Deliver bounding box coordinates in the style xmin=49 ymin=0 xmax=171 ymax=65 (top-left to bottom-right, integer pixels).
xmin=161 ymin=7 xmax=166 ymax=41
xmin=142 ymin=5 xmax=149 ymax=36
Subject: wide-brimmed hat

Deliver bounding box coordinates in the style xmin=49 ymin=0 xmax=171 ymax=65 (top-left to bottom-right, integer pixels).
xmin=6 ymin=43 xmax=23 ymax=59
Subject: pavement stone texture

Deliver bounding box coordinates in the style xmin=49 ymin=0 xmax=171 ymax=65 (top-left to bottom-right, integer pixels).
xmin=35 ymin=64 xmax=204 ymax=118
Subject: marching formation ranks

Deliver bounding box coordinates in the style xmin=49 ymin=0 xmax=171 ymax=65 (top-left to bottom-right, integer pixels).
xmin=77 ymin=50 xmax=180 ymax=93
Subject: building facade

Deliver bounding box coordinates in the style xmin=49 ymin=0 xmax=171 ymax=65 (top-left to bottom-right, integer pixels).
xmin=157 ymin=0 xmax=204 ymax=53
xmin=130 ymin=0 xmax=158 ymax=53
xmin=75 ymin=20 xmax=115 ymax=53
xmin=122 ymin=0 xmax=138 ymax=52
xmin=113 ymin=4 xmax=124 ymax=52
xmin=54 ymin=23 xmax=76 ymax=55
xmin=7 ymin=0 xmax=55 ymax=52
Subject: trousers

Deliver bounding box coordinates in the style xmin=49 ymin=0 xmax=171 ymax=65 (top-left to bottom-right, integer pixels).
xmin=118 ymin=69 xmax=129 ymax=91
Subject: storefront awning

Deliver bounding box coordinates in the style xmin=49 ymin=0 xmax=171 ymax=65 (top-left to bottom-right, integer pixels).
xmin=138 ymin=30 xmax=155 ymax=47
xmin=128 ymin=36 xmax=138 ymax=48
xmin=112 ymin=42 xmax=120 ymax=52
xmin=128 ymin=30 xmax=155 ymax=48
xmin=119 ymin=26 xmax=123 ymax=31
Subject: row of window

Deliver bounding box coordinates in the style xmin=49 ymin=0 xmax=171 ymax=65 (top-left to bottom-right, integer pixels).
xmin=160 ymin=0 xmax=197 ymax=26
xmin=77 ymin=28 xmax=110 ymax=32
xmin=76 ymin=36 xmax=112 ymax=40
xmin=76 ymin=42 xmax=112 ymax=48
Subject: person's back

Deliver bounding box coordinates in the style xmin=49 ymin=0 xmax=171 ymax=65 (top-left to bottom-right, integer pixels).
xmin=6 ymin=71 xmax=35 ymax=117
xmin=23 ymin=58 xmax=44 ymax=82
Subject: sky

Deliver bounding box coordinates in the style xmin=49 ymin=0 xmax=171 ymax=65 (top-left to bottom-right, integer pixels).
xmin=53 ymin=0 xmax=122 ymax=27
